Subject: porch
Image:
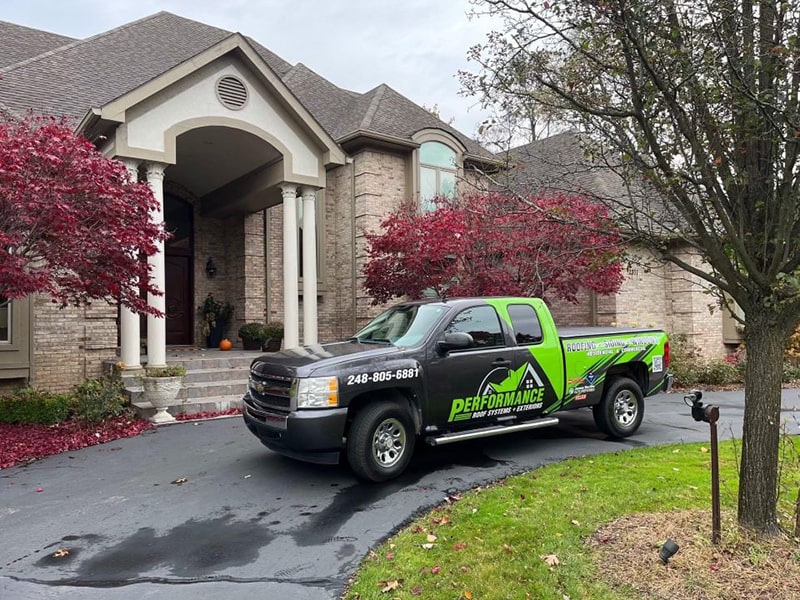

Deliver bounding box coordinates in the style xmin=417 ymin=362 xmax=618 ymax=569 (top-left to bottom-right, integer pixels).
xmin=116 ymin=348 xmax=261 ymax=420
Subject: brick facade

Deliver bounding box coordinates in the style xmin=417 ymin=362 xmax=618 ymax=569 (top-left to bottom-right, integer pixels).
xmin=32 ymin=298 xmax=117 ymax=391
xmin=16 ymin=144 xmax=732 ymax=393
xmin=548 ymin=244 xmax=733 ymax=358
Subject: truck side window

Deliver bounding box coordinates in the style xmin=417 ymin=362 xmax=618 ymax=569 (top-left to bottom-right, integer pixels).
xmin=445 ymin=306 xmax=504 ymax=349
xmin=508 ymin=304 xmax=543 ymax=345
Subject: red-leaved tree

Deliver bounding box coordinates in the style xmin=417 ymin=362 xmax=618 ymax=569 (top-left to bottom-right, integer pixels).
xmin=0 ymin=116 xmax=166 ymax=315
xmin=363 ymin=192 xmax=624 ymax=304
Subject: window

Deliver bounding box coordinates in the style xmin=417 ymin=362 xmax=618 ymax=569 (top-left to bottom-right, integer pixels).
xmin=420 ymin=141 xmax=457 ymax=212
xmin=508 ymin=304 xmax=543 ymax=345
xmin=0 ymin=298 xmax=9 ymax=343
xmin=445 ymin=306 xmax=504 ymax=349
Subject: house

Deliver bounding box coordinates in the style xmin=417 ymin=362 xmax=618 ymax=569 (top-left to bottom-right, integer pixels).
xmin=504 ymin=131 xmax=740 ymax=358
xmin=0 ymin=12 xmax=495 ymax=393
xmin=0 ymin=13 xmax=731 ymax=396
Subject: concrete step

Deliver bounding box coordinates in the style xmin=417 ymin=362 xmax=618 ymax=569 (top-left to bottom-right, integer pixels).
xmin=133 ymin=394 xmax=244 ymax=420
xmin=117 ymin=349 xmax=261 ymax=422
xmin=127 ymin=378 xmax=248 ymax=401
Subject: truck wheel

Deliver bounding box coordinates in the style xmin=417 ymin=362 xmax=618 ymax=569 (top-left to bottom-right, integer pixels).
xmin=347 ymin=402 xmax=415 ymax=482
xmin=593 ymin=377 xmax=644 ymax=438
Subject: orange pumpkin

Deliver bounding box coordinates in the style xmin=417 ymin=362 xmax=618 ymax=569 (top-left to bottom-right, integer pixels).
xmin=219 ymin=338 xmax=233 ymax=351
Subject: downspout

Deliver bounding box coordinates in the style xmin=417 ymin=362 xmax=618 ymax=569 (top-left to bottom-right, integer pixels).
xmin=264 ymin=209 xmax=270 ymax=321
xmin=350 ymin=157 xmax=357 ymax=334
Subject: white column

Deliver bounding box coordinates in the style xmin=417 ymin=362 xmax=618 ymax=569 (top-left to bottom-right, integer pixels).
xmin=281 ymin=185 xmax=300 ymax=349
xmin=145 ymin=162 xmax=168 ymax=368
xmin=301 ymin=187 xmax=318 ymax=345
xmin=119 ymin=158 xmax=142 ymax=369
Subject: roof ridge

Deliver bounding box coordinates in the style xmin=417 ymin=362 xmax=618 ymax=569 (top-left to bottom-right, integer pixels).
xmin=0 ymin=11 xmax=188 ymax=75
xmin=359 ymin=84 xmax=387 ymax=131
xmin=511 ymin=129 xmax=581 ymax=153
xmin=289 ymin=62 xmax=361 ymax=97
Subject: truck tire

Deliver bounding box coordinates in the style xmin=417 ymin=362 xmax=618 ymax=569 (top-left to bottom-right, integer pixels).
xmin=347 ymin=401 xmax=415 ymax=482
xmin=593 ymin=377 xmax=644 ymax=438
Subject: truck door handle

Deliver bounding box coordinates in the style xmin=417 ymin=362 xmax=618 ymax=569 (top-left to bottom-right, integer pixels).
xmin=491 ymin=358 xmax=511 ymax=368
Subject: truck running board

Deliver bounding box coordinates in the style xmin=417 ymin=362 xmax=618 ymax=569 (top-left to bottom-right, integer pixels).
xmin=426 ymin=417 xmax=560 ymax=446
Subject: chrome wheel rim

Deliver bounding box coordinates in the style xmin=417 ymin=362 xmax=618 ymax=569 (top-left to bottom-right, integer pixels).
xmin=372 ymin=418 xmax=406 ymax=468
xmin=613 ymin=390 xmax=638 ymax=427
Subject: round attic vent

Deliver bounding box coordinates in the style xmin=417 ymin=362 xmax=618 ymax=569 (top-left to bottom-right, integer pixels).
xmin=216 ymin=76 xmax=248 ymax=110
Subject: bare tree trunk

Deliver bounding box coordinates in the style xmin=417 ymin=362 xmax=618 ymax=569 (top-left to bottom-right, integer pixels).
xmin=738 ymin=311 xmax=784 ymax=535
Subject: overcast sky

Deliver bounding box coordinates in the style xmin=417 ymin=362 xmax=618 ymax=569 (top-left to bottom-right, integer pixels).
xmin=2 ymin=0 xmax=500 ymax=137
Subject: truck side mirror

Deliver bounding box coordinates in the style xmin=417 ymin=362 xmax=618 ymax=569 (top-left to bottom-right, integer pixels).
xmin=437 ymin=332 xmax=474 ymax=354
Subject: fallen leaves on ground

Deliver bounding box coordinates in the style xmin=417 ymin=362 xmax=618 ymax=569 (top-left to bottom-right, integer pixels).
xmin=541 ymin=554 xmax=560 ymax=567
xmin=378 ymin=579 xmax=401 ymax=593
xmin=175 ymin=408 xmax=242 ymax=421
xmin=0 ymin=417 xmax=153 ymax=469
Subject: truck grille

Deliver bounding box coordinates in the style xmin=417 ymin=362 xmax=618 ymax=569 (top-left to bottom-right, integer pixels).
xmin=247 ymin=373 xmax=293 ymax=411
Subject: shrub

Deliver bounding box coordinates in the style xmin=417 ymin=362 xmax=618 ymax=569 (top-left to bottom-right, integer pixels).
xmin=782 ymin=361 xmax=800 ymax=383
xmin=71 ymin=376 xmax=128 ymax=423
xmin=263 ymin=321 xmax=284 ymax=339
xmin=144 ymin=365 xmax=186 ymax=378
xmin=0 ymin=388 xmax=71 ymax=425
xmin=669 ymin=334 xmax=744 ymax=386
xmin=238 ymin=322 xmax=266 ymax=341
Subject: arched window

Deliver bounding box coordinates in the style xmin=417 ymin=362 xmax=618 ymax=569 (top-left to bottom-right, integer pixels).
xmin=420 ymin=141 xmax=457 ymax=212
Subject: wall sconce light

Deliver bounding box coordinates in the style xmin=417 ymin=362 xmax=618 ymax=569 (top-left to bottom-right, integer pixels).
xmin=205 ymin=257 xmax=217 ymax=279
xmin=659 ymin=538 xmax=679 ymax=564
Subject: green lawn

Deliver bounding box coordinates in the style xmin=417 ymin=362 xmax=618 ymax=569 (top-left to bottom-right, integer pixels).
xmin=344 ymin=437 xmax=800 ymax=599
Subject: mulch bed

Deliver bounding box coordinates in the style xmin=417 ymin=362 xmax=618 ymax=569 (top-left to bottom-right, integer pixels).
xmin=590 ymin=510 xmax=800 ymax=600
xmin=1 ymin=408 xmax=244 ymax=470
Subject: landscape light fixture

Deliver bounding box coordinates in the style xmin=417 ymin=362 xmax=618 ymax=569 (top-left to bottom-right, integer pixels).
xmin=659 ymin=538 xmax=679 ymax=564
xmin=205 ymin=257 xmax=217 ymax=279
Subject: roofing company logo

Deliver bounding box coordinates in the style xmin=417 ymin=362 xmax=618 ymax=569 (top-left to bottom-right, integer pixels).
xmin=448 ymin=362 xmax=545 ymax=422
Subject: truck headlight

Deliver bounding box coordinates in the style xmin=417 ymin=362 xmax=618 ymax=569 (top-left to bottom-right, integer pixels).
xmin=294 ymin=376 xmax=339 ymax=408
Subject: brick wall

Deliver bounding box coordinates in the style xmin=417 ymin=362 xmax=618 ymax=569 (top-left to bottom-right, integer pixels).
xmin=32 ymin=298 xmax=117 ymax=391
xmin=666 ymin=246 xmax=727 ymax=357
xmin=614 ymin=247 xmax=671 ymax=330
xmin=545 ymin=244 xmax=729 ymax=358
xmin=352 ymin=150 xmax=409 ymax=330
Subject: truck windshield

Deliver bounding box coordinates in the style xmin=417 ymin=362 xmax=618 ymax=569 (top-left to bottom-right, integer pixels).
xmin=352 ymin=304 xmax=446 ymax=346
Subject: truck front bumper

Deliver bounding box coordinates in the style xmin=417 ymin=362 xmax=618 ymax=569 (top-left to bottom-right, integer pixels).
xmin=242 ymin=393 xmax=348 ymax=465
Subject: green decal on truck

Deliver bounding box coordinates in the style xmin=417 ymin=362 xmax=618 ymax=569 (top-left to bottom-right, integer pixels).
xmin=448 ymin=362 xmax=545 ymax=422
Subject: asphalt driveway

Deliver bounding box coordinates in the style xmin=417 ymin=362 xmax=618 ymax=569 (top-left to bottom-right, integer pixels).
xmin=1 ymin=389 xmax=798 ymax=599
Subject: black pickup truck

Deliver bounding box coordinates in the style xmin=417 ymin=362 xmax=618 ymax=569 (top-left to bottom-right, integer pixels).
xmin=243 ymin=297 xmax=672 ymax=481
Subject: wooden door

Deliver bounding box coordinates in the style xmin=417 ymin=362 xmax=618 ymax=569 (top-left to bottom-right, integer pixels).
xmin=165 ymin=255 xmax=192 ymax=345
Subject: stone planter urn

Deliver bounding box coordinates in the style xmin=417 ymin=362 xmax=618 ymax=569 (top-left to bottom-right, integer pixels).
xmin=142 ymin=366 xmax=185 ymax=424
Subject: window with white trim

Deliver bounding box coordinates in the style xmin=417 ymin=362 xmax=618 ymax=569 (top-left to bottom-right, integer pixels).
xmin=420 ymin=141 xmax=457 ymax=212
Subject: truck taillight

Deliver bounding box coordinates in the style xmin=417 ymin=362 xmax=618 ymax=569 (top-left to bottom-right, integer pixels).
xmin=664 ymin=340 xmax=671 ymax=370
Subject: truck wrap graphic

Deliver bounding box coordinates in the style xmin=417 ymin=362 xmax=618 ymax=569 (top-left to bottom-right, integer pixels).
xmin=447 ymin=361 xmax=556 ymax=422
xmin=547 ymin=332 xmax=667 ymax=413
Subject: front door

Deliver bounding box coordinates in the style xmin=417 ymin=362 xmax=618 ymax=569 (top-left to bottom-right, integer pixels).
xmin=165 ymin=255 xmax=192 ymax=345
xmin=164 ymin=195 xmax=193 ymax=345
